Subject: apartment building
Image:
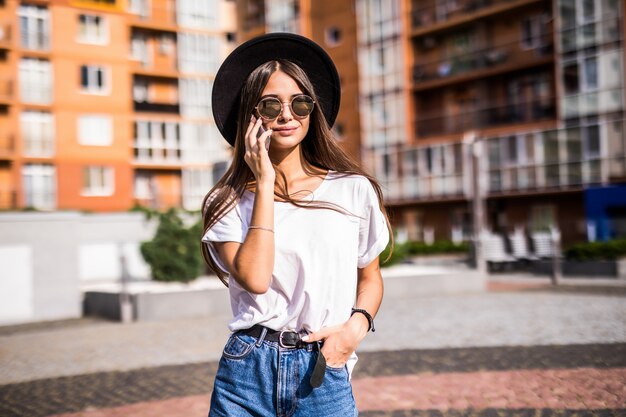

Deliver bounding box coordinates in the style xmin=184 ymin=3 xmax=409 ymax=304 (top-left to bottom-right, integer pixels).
xmin=356 ymin=0 xmax=625 ymax=246
xmin=0 ymin=0 xmax=236 ymax=212
xmin=236 ymin=0 xmax=363 ymax=161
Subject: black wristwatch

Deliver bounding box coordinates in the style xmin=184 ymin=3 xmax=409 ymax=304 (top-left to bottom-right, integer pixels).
xmin=351 ymin=308 xmax=375 ymax=332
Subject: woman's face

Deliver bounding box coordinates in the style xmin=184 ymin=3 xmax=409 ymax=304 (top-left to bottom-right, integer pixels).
xmin=257 ymin=70 xmax=311 ymax=151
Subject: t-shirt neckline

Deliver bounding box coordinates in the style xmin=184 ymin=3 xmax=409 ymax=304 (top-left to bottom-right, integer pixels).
xmin=243 ymin=170 xmax=333 ymax=204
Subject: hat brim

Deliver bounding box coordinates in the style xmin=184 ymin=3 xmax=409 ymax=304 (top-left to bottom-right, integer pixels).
xmin=212 ymin=33 xmax=341 ymax=146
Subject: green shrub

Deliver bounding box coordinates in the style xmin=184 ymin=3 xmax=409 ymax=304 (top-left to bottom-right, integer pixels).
xmin=379 ymin=239 xmax=470 ymax=267
xmin=564 ymin=239 xmax=626 ymax=261
xmin=140 ymin=208 xmax=204 ymax=282
xmin=380 ymin=240 xmax=408 ymax=268
xmin=405 ymin=240 xmax=470 ymax=255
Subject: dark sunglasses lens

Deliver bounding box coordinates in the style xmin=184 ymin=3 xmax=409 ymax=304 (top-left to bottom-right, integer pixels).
xmin=292 ymin=96 xmax=314 ymax=117
xmin=258 ymin=99 xmax=281 ymax=119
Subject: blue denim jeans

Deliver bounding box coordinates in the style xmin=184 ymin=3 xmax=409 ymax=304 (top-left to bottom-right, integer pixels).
xmin=208 ymin=331 xmax=358 ymax=417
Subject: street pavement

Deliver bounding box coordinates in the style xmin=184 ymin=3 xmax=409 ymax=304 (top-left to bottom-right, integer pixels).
xmin=0 ymin=270 xmax=625 ymax=417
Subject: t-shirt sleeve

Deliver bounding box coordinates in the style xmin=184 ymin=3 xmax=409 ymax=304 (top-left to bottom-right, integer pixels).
xmin=358 ymin=180 xmax=390 ymax=268
xmin=201 ymin=204 xmax=247 ymax=274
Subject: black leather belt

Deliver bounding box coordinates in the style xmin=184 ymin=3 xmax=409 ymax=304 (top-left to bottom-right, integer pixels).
xmin=237 ymin=324 xmax=318 ymax=349
xmin=236 ymin=324 xmax=327 ymax=388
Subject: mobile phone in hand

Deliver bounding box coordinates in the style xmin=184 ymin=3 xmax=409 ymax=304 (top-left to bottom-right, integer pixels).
xmin=257 ymin=123 xmax=270 ymax=151
xmin=251 ymin=115 xmax=270 ymax=151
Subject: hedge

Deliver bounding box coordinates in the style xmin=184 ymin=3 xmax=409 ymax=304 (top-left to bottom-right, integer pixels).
xmin=380 ymin=239 xmax=470 ymax=267
xmin=564 ymin=239 xmax=626 ymax=261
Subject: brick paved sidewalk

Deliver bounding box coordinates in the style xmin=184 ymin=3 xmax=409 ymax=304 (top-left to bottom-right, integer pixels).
xmin=2 ymin=343 xmax=625 ymax=417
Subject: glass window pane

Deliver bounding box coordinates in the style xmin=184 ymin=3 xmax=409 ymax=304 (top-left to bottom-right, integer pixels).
xmin=563 ymin=62 xmax=579 ymax=94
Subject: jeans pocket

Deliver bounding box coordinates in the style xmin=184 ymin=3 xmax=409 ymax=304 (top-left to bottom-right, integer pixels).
xmin=325 ymin=363 xmax=347 ymax=372
xmin=222 ymin=333 xmax=255 ymax=360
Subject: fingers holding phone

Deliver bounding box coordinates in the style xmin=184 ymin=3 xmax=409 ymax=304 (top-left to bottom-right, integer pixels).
xmin=245 ymin=116 xmax=274 ymax=183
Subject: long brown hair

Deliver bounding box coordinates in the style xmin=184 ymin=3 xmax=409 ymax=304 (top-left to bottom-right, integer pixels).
xmin=201 ymin=59 xmax=393 ymax=286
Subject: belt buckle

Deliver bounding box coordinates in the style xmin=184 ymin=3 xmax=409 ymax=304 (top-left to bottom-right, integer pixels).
xmin=278 ymin=329 xmax=298 ymax=348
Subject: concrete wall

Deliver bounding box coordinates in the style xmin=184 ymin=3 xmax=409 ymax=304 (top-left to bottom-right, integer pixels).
xmin=0 ymin=212 xmax=158 ymax=325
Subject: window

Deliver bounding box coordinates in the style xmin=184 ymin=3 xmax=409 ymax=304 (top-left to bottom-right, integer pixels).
xmin=128 ymin=0 xmax=149 ymax=17
xmin=80 ymin=65 xmax=109 ymax=94
xmin=583 ymin=57 xmax=598 ymax=89
xmin=266 ymin=0 xmax=300 ymax=33
xmin=179 ymin=78 xmax=212 ymax=118
xmin=21 ymin=111 xmax=55 ymax=156
xmin=19 ymin=58 xmax=52 ymax=104
xmin=78 ymin=14 xmax=108 ymax=44
xmin=584 ymin=124 xmax=601 ymax=158
xmin=134 ymin=120 xmax=181 ymax=163
xmin=563 ymin=62 xmax=580 ymax=95
xmin=530 ymin=204 xmax=555 ymax=231
xmin=325 ymin=27 xmax=342 ymax=46
xmin=78 ymin=115 xmax=113 ymax=146
xmin=22 ymin=164 xmax=56 ymax=209
xmin=134 ymin=172 xmax=154 ymax=199
xmin=158 ymin=33 xmax=174 ymax=54
xmin=177 ymin=0 xmax=219 ymax=30
xmin=18 ymin=5 xmax=50 ymax=50
xmin=520 ymin=14 xmax=549 ymax=50
xmin=332 ymin=122 xmax=345 ymax=139
xmin=131 ymin=33 xmax=149 ymax=66
xmin=82 ymin=166 xmax=114 ymax=196
xmin=178 ymin=32 xmax=220 ymax=74
xmin=182 ymin=168 xmax=212 ymax=210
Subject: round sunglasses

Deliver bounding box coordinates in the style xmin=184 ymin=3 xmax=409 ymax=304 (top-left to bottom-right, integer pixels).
xmin=255 ymin=94 xmax=315 ymax=120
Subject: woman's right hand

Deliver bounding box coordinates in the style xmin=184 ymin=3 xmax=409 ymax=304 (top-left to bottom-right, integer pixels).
xmin=244 ymin=116 xmax=275 ymax=185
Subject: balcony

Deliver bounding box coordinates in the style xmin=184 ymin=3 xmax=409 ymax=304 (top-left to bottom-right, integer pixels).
xmin=128 ymin=0 xmax=177 ymax=31
xmin=130 ymin=30 xmax=178 ymax=78
xmin=415 ymin=97 xmax=557 ymax=138
xmin=0 ymin=22 xmax=11 ymax=49
xmin=560 ymin=16 xmax=624 ymax=53
xmin=133 ymin=75 xmax=179 ymax=114
xmin=562 ymin=87 xmax=624 ymax=119
xmin=412 ymin=40 xmax=553 ymax=91
xmin=410 ymin=0 xmax=544 ymax=36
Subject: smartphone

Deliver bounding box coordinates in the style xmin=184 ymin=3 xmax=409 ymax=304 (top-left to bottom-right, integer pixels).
xmin=256 ymin=119 xmax=270 ymax=151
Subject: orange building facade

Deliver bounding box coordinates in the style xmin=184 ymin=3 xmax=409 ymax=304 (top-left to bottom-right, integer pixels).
xmin=0 ymin=0 xmax=236 ymax=212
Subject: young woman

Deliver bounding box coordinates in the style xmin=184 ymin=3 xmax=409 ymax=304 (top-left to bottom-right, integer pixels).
xmin=202 ymin=33 xmax=392 ymax=417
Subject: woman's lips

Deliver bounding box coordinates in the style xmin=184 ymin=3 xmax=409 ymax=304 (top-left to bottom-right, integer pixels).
xmin=273 ymin=127 xmax=298 ymax=136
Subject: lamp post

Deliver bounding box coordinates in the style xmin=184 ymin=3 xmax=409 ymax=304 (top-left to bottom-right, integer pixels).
xmin=465 ymin=131 xmax=486 ymax=276
xmin=119 ymin=247 xmax=133 ymax=323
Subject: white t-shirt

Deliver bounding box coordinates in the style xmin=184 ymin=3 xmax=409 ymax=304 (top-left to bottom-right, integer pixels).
xmin=202 ymin=171 xmax=389 ymax=376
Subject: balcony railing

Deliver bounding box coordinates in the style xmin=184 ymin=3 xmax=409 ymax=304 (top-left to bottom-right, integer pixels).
xmin=412 ymin=38 xmax=553 ymax=88
xmin=411 ymin=0 xmax=539 ymax=30
xmin=562 ymin=87 xmax=624 ymax=119
xmin=416 ymin=97 xmax=556 ymax=138
xmin=133 ymin=101 xmax=179 ymax=113
xmin=133 ymin=148 xmax=182 ymax=165
xmin=560 ymin=16 xmax=623 ymax=53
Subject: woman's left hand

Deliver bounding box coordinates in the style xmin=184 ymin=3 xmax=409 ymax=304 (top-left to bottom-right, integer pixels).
xmin=303 ymin=317 xmax=369 ymax=368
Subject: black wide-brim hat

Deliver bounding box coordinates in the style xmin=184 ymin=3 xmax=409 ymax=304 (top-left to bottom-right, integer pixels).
xmin=212 ymin=32 xmax=341 ymax=146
